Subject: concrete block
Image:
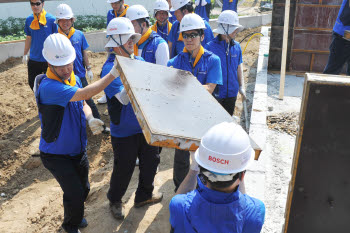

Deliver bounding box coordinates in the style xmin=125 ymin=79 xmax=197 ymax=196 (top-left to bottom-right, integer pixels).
xmin=249 ymin=123 xmax=268 ymax=150
xmin=250 ymin=110 xmax=266 ymax=125
xmin=85 ymin=31 xmax=108 ymax=53
xmin=0 ymin=41 xmax=25 ymax=63
xmin=252 ymin=92 xmax=267 ymax=111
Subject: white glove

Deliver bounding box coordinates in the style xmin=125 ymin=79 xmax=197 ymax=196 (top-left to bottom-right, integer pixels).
xmin=109 ymin=59 xmax=120 ymax=78
xmin=195 ymin=0 xmax=200 ymax=6
xmin=87 ymin=70 xmax=93 ymax=82
xmin=190 ymin=151 xmax=200 ymax=172
xmin=22 ymin=55 xmax=28 ymax=65
xmin=239 ymin=86 xmax=246 ymax=100
xmin=115 ymin=88 xmax=130 ymax=105
xmin=88 ymin=117 xmax=104 ymax=135
xmin=201 ymin=0 xmax=208 ymax=6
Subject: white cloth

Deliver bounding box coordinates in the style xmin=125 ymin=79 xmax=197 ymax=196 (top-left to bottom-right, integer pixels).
xmin=88 ymin=118 xmax=104 ymax=135
xmin=87 ymin=70 xmax=93 ymax=82
xmin=115 ymin=88 xmax=130 ymax=105
xmin=138 ymin=42 xmax=169 ymax=66
xmin=22 ymin=55 xmax=28 ymax=65
xmin=239 ymin=87 xmax=246 ymax=99
xmin=109 ymin=59 xmax=120 ymax=78
xmin=190 ymin=151 xmax=200 ymax=172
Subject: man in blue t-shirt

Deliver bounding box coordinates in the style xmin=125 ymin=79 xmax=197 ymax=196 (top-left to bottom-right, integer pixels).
xmin=223 ymin=0 xmax=238 ymax=12
xmin=205 ymin=10 xmax=246 ymax=115
xmin=168 ymin=0 xmax=214 ymax=58
xmin=106 ymin=0 xmax=129 ymax=27
xmin=23 ymin=0 xmax=57 ymax=90
xmin=55 ymin=3 xmax=109 ymax=134
xmin=167 ymin=13 xmax=222 ymax=191
xmin=194 ymin=0 xmax=211 ymax=22
xmin=37 ymin=33 xmax=119 ymax=233
xmin=324 ymin=0 xmax=350 ymax=75
xmin=170 ymin=122 xmax=265 ymax=233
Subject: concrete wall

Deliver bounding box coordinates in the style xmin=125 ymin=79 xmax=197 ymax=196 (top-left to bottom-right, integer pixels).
xmin=0 ymin=13 xmax=272 ymax=63
xmin=0 ymin=0 xmax=154 ymax=20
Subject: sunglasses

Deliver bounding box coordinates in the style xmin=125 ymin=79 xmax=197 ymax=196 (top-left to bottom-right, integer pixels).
xmin=30 ymin=2 xmax=42 ymax=6
xmin=182 ymin=32 xmax=200 ymax=40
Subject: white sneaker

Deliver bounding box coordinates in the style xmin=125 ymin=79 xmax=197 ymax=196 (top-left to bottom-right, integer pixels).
xmin=97 ymin=95 xmax=107 ymax=104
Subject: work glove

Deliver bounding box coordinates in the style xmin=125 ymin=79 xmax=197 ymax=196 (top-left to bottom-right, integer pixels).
xmin=87 ymin=117 xmax=104 ymax=135
xmin=239 ymin=86 xmax=246 ymax=100
xmin=109 ymin=59 xmax=120 ymax=78
xmin=190 ymin=151 xmax=200 ymax=172
xmin=87 ymin=70 xmax=94 ymax=82
xmin=195 ymin=0 xmax=200 ymax=6
xmin=202 ymin=0 xmax=208 ymax=6
xmin=115 ymin=88 xmax=130 ymax=105
xmin=22 ymin=55 xmax=28 ymax=65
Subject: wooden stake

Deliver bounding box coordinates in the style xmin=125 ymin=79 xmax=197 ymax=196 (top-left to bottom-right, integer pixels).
xmin=279 ymin=0 xmax=291 ymax=100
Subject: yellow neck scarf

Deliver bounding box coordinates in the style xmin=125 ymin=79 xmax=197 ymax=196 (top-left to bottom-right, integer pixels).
xmin=46 ymin=67 xmax=76 ymax=87
xmin=151 ymin=20 xmax=172 ymax=35
xmin=229 ymin=0 xmax=233 ymax=2
xmin=134 ymin=28 xmax=153 ymax=56
xmin=30 ymin=9 xmax=47 ymax=30
xmin=183 ymin=45 xmax=204 ymax=68
xmin=115 ymin=4 xmax=129 ymax=18
xmin=58 ymin=27 xmax=76 ymax=39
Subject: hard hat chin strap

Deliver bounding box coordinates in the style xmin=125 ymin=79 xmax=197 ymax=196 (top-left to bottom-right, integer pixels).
xmin=111 ymin=34 xmax=131 ymax=57
xmin=50 ymin=65 xmax=67 ymax=84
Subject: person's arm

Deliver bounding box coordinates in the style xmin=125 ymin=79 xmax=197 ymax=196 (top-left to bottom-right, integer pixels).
xmin=83 ymin=50 xmax=91 ymax=68
xmin=168 ymin=41 xmax=173 ymax=58
xmin=203 ymin=83 xmax=216 ymax=93
xmin=175 ymin=151 xmax=199 ymax=195
xmin=237 ymin=63 xmax=246 ymax=99
xmin=155 ymin=42 xmax=170 ymax=66
xmin=24 ymin=36 xmax=31 ymax=56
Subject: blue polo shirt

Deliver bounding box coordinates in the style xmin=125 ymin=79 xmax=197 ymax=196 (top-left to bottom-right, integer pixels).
xmin=222 ymin=0 xmax=238 ymax=12
xmin=24 ymin=12 xmax=58 ymax=62
xmin=168 ymin=17 xmax=214 ymax=58
xmin=333 ymin=0 xmax=350 ymax=36
xmin=38 ymin=76 xmax=87 ymax=156
xmin=205 ymin=36 xmax=243 ymax=98
xmin=169 ymin=176 xmax=265 ymax=233
xmin=167 ymin=48 xmax=222 ymax=86
xmin=101 ymin=54 xmax=144 ymax=138
xmin=69 ymin=30 xmax=89 ymax=78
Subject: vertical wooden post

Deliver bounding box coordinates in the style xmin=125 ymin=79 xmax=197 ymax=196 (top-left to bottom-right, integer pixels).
xmin=279 ymin=0 xmax=291 ymax=100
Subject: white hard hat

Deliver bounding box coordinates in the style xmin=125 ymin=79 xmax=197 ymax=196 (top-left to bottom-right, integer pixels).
xmin=126 ymin=5 xmax=149 ymax=21
xmin=194 ymin=122 xmax=255 ymax=175
xmin=179 ymin=13 xmax=206 ymax=32
xmin=170 ymin=0 xmax=190 ymax=11
xmin=213 ymin=10 xmax=243 ymax=35
xmin=106 ymin=0 xmax=121 ymax=3
xmin=105 ymin=17 xmax=141 ymax=48
xmin=42 ymin=33 xmax=76 ymax=66
xmin=153 ymin=0 xmax=171 ymax=17
xmin=55 ymin=4 xmax=76 ymax=24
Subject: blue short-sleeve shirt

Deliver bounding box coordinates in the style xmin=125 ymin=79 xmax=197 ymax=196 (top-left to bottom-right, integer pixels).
xmin=69 ymin=30 xmax=89 ymax=78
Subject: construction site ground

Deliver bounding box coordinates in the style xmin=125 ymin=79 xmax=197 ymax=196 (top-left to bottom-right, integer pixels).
xmin=0 ymin=26 xmax=296 ymax=233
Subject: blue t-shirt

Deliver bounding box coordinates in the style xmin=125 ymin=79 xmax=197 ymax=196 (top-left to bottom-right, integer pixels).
xmin=167 ymin=49 xmax=222 ymax=86
xmin=69 ymin=30 xmax=89 ymax=78
xmin=101 ymin=54 xmax=144 ymax=138
xmin=38 ymin=76 xmax=87 ymax=156
xmin=169 ymin=176 xmax=265 ymax=233
xmin=333 ymin=0 xmax=350 ymax=36
xmin=168 ymin=17 xmax=214 ymax=58
xmin=205 ymin=36 xmax=243 ymax=98
xmin=24 ymin=12 xmax=58 ymax=62
xmin=223 ymin=0 xmax=238 ymax=12
xmin=195 ymin=0 xmax=211 ymax=22
xmin=107 ymin=5 xmax=128 ymax=27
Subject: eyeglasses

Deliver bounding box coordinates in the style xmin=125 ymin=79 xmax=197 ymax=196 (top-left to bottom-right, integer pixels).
xmin=182 ymin=32 xmax=200 ymax=40
xmin=30 ymin=2 xmax=42 ymax=6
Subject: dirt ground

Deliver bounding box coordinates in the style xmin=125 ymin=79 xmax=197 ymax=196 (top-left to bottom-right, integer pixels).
xmin=0 ymin=27 xmax=261 ymax=233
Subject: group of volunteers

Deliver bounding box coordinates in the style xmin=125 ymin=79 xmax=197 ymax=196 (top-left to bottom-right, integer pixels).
xmin=23 ymin=0 xmax=265 ymax=232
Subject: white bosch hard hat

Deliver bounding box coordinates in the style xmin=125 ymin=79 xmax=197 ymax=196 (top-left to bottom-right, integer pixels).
xmin=126 ymin=5 xmax=149 ymax=21
xmin=42 ymin=33 xmax=76 ymax=66
xmin=106 ymin=0 xmax=121 ymax=3
xmin=105 ymin=17 xmax=141 ymax=48
xmin=179 ymin=13 xmax=206 ymax=32
xmin=170 ymin=0 xmax=190 ymax=11
xmin=213 ymin=10 xmax=243 ymax=35
xmin=154 ymin=0 xmax=171 ymax=17
xmin=55 ymin=4 xmax=76 ymax=24
xmin=194 ymin=122 xmax=255 ymax=174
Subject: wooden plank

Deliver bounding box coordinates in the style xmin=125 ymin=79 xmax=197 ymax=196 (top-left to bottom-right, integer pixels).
xmin=309 ymin=53 xmax=315 ymax=71
xmin=279 ymin=0 xmax=291 ymax=99
xmin=115 ymin=55 xmax=262 ymax=158
xmin=284 ymin=73 xmax=350 ymax=233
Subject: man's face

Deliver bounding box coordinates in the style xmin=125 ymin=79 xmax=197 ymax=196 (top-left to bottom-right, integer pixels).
xmin=222 ymin=28 xmax=238 ymax=42
xmin=174 ymin=9 xmax=185 ymax=22
xmin=112 ymin=36 xmax=135 ymax=57
xmin=131 ymin=20 xmax=143 ymax=34
xmin=58 ymin=19 xmax=73 ymax=32
xmin=30 ymin=0 xmax=44 ymax=14
xmin=155 ymin=11 xmax=168 ymax=24
xmin=111 ymin=0 xmax=124 ymax=12
xmin=52 ymin=63 xmax=74 ymax=80
xmin=182 ymin=30 xmax=203 ymax=51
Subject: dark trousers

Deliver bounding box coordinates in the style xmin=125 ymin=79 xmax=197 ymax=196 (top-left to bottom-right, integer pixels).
xmin=79 ymin=76 xmax=101 ymax=119
xmin=107 ymin=134 xmax=160 ymax=203
xmin=28 ymin=59 xmax=48 ymax=91
xmin=40 ymin=151 xmax=90 ymax=231
xmin=173 ymin=149 xmax=190 ymax=191
xmin=217 ymin=96 xmax=237 ymax=116
xmin=206 ymin=3 xmax=211 ymax=18
xmin=323 ymin=32 xmax=350 ymax=75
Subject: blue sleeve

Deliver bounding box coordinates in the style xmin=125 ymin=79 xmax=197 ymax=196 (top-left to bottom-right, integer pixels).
xmin=242 ymin=199 xmax=265 ymax=233
xmin=238 ymin=44 xmax=243 ymax=64
xmin=207 ymin=55 xmax=223 ymax=85
xmin=82 ymin=33 xmax=89 ymax=50
xmin=51 ymin=17 xmax=58 ymax=33
xmin=169 ymin=195 xmax=185 ymax=230
xmin=168 ymin=23 xmax=177 ymax=43
xmin=107 ymin=10 xmax=113 ymax=27
xmin=40 ymin=81 xmax=79 ymax=107
xmin=203 ymin=22 xmax=214 ymax=44
xmin=167 ymin=58 xmax=174 ymax=67
xmin=24 ymin=18 xmax=31 ymax=36
xmin=101 ymin=62 xmax=123 ymax=98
